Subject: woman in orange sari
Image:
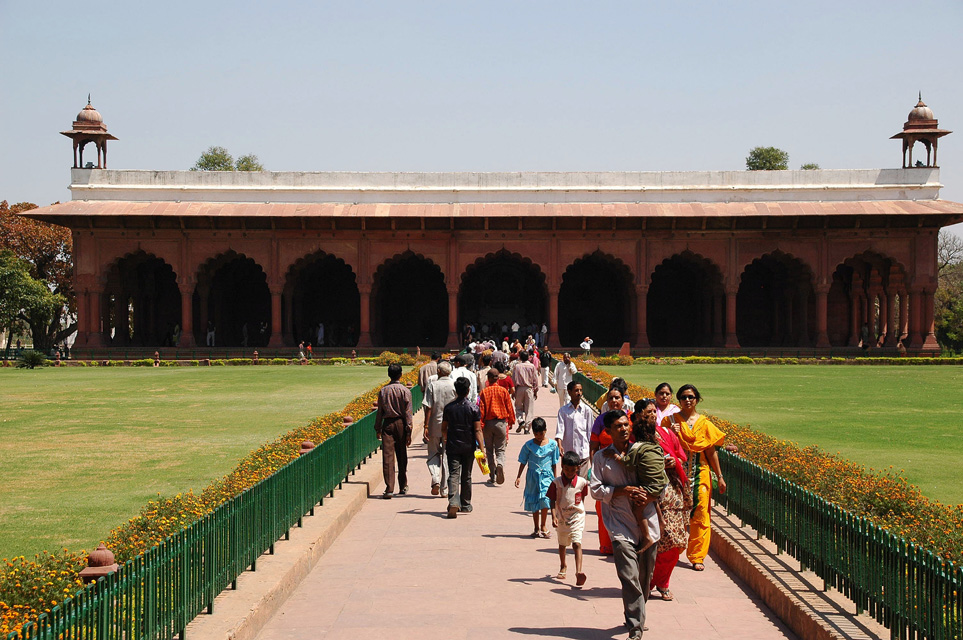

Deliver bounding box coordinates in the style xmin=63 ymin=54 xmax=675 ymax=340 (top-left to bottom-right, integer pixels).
xmin=663 ymin=383 xmax=726 ymax=571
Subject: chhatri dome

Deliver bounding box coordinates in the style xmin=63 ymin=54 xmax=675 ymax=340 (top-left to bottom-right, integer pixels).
xmin=59 ymin=95 xmax=117 ymax=169
xmin=891 ymin=93 xmax=951 ymax=168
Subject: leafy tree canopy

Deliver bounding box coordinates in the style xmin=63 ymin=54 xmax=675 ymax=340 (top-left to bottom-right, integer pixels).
xmin=746 ymin=146 xmax=790 ymax=171
xmin=936 ymin=230 xmax=963 ymax=353
xmin=0 ymin=200 xmax=75 ymax=350
xmin=0 ymin=250 xmax=63 ymax=333
xmin=192 ymin=147 xmax=264 ymax=171
xmin=800 ymin=163 xmax=821 ymax=170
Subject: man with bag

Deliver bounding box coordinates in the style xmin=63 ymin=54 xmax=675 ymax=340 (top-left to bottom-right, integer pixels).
xmin=442 ymin=376 xmax=486 ymax=518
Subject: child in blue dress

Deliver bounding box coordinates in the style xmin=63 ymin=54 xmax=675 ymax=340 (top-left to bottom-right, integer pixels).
xmin=514 ymin=417 xmax=560 ymax=538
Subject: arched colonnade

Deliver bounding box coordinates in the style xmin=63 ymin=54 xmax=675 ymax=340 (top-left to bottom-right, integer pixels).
xmin=81 ymin=246 xmax=937 ymax=351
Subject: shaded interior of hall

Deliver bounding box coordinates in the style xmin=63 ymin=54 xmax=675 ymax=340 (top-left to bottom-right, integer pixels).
xmin=193 ymin=252 xmax=271 ymax=347
xmin=558 ymin=252 xmax=634 ymax=346
xmin=736 ymin=253 xmax=814 ymax=347
xmin=459 ymin=251 xmax=547 ymax=338
xmin=372 ymin=253 xmax=447 ymax=346
xmin=647 ymin=253 xmax=724 ymax=348
xmin=104 ymin=251 xmax=181 ymax=347
xmin=286 ymin=253 xmax=361 ymax=347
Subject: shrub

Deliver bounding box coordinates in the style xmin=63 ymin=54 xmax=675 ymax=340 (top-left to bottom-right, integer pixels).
xmin=15 ymin=351 xmax=48 ymax=369
xmin=375 ymin=351 xmax=401 ymax=366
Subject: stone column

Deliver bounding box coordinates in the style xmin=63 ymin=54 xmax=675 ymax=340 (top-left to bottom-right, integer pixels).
xmin=197 ymin=284 xmax=210 ymax=345
xmin=87 ymin=287 xmax=105 ymax=347
xmin=922 ymin=288 xmax=939 ymax=352
xmin=548 ymin=289 xmax=560 ymax=348
xmin=899 ymin=291 xmax=909 ymax=342
xmin=886 ymin=290 xmax=898 ymax=346
xmin=177 ymin=277 xmax=195 ymax=348
xmin=814 ymin=285 xmax=830 ymax=348
xmin=283 ymin=291 xmax=294 ymax=345
xmin=634 ymin=285 xmax=649 ymax=349
xmin=908 ymin=287 xmax=923 ymax=348
xmin=358 ymin=284 xmax=373 ymax=348
xmin=447 ymin=288 xmax=459 ymax=349
xmin=848 ymin=295 xmax=861 ymax=347
xmin=74 ymin=279 xmax=90 ymax=346
xmin=268 ymin=286 xmax=283 ymax=348
xmin=724 ymin=287 xmax=740 ymax=349
xmin=878 ymin=291 xmax=890 ymax=346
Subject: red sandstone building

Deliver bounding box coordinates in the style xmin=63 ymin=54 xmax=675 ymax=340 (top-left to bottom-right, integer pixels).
xmin=26 ymin=99 xmax=963 ymax=354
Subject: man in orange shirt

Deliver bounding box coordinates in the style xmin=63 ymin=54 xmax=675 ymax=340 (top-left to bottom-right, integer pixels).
xmin=479 ymin=368 xmax=516 ymax=485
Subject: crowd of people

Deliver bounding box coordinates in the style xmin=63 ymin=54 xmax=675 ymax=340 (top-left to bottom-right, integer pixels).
xmin=373 ymin=347 xmax=730 ymax=640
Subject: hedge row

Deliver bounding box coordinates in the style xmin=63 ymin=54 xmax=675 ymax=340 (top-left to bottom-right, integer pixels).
xmin=1 ymin=351 xmax=421 ymax=369
xmin=0 ymin=364 xmax=421 ymax=636
xmin=576 ymin=359 xmax=963 ymax=565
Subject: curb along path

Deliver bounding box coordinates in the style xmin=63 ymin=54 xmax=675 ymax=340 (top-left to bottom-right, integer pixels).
xmin=250 ymin=386 xmax=797 ymax=640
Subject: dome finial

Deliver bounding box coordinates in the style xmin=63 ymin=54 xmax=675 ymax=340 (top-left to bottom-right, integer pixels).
xmin=87 ymin=93 xmax=91 ymax=106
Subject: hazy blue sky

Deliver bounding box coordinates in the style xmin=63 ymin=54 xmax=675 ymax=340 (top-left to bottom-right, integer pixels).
xmin=2 ymin=1 xmax=961 ymax=231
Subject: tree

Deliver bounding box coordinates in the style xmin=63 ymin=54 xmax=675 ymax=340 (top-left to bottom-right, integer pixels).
xmin=234 ymin=154 xmax=263 ymax=171
xmin=0 ymin=201 xmax=75 ymax=352
xmin=192 ymin=147 xmax=264 ymax=171
xmin=936 ymin=230 xmax=963 ymax=352
xmin=800 ymin=163 xmax=821 ymax=170
xmin=0 ymin=250 xmax=64 ymax=354
xmin=746 ymin=146 xmax=789 ymax=171
xmin=192 ymin=146 xmax=234 ymax=171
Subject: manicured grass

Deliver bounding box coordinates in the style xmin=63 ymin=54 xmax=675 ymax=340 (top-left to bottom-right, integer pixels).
xmin=606 ymin=365 xmax=963 ymax=506
xmin=0 ymin=366 xmax=390 ymax=559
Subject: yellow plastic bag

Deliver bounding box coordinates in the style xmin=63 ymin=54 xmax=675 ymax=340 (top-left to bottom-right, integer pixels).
xmin=474 ymin=449 xmax=490 ymax=476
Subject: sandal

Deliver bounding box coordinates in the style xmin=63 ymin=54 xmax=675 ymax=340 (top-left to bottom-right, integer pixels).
xmin=692 ymin=563 xmax=705 ymax=571
xmin=530 ymin=530 xmax=540 ymax=538
xmin=539 ymin=530 xmax=551 ymax=539
xmin=657 ymin=587 xmax=674 ymax=601
xmin=556 ymin=570 xmax=567 ymax=580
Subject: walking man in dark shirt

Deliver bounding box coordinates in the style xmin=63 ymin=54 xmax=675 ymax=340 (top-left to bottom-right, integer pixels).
xmin=374 ymin=363 xmax=413 ymax=499
xmin=442 ymin=377 xmax=486 ymax=518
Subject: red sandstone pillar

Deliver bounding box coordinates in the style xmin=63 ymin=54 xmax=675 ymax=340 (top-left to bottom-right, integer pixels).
xmin=724 ymin=288 xmax=740 ymax=349
xmin=922 ymin=288 xmax=939 ymax=352
xmin=87 ymin=287 xmax=104 ymax=346
xmin=548 ymin=290 xmax=560 ymax=349
xmin=886 ymin=291 xmax=898 ymax=346
xmin=815 ymin=286 xmax=830 ymax=348
xmin=848 ymin=295 xmax=861 ymax=347
xmin=899 ymin=292 xmax=909 ymax=341
xmin=358 ymin=285 xmax=373 ymax=348
xmin=908 ymin=288 xmax=923 ymax=348
xmin=75 ymin=285 xmax=89 ymax=346
xmin=178 ymin=278 xmax=196 ymax=348
xmin=796 ymin=288 xmax=810 ymax=347
xmin=447 ymin=288 xmax=459 ymax=349
xmin=283 ymin=291 xmax=294 ymax=345
xmin=634 ymin=286 xmax=649 ymax=349
xmin=878 ymin=291 xmax=890 ymax=346
xmin=268 ymin=289 xmax=283 ymax=348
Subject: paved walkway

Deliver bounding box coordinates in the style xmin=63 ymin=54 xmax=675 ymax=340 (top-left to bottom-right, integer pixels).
xmin=254 ymin=384 xmax=796 ymax=640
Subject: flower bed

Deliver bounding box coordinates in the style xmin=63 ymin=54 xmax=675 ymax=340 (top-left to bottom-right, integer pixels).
xmin=0 ymin=365 xmax=420 ymax=637
xmin=576 ymin=359 xmax=963 ymax=563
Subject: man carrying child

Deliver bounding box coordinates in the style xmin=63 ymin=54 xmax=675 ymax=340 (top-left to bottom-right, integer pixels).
xmin=589 ymin=410 xmax=664 ymax=640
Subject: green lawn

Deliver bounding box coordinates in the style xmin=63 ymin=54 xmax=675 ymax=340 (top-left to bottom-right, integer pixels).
xmin=0 ymin=366 xmax=390 ymax=559
xmin=606 ymin=365 xmax=963 ymax=506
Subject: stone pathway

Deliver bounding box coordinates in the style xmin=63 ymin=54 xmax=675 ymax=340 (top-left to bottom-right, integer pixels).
xmin=254 ymin=384 xmax=796 ymax=640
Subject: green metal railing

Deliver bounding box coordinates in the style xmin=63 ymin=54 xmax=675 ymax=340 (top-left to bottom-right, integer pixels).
xmin=573 ymin=371 xmax=606 ymax=406
xmin=11 ymin=383 xmax=423 ymax=640
xmin=716 ymin=450 xmax=962 ymax=640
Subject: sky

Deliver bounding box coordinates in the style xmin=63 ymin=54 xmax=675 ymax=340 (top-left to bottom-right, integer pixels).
xmin=2 ymin=1 xmax=962 ymax=233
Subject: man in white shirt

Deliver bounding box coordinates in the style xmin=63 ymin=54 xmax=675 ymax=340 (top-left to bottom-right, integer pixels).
xmin=555 ymin=381 xmax=595 ymax=478
xmin=449 ymin=353 xmax=478 ymax=403
xmin=553 ymin=352 xmax=578 ymax=408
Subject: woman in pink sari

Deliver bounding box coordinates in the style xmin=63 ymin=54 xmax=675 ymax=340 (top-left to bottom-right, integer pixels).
xmin=641 ymin=396 xmax=691 ymax=600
